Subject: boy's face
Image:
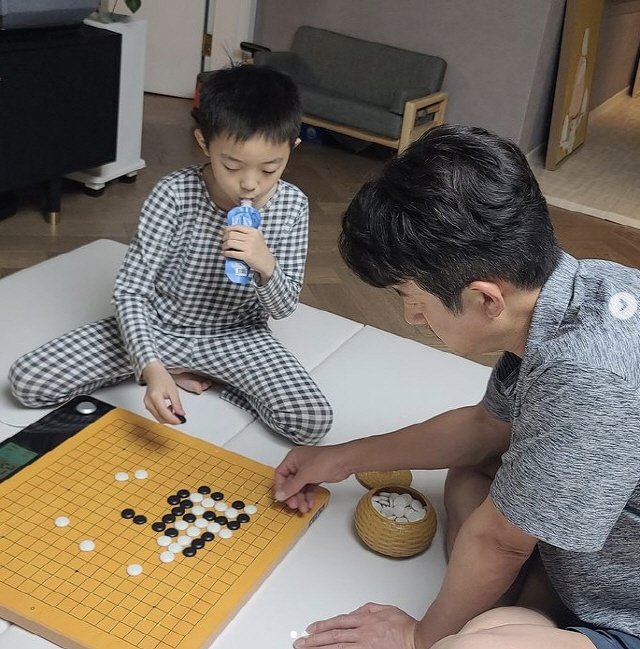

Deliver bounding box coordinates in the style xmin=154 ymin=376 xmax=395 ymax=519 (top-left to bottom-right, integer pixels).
xmin=195 ymin=130 xmax=298 ymax=210
xmin=394 ymin=281 xmax=509 ymax=357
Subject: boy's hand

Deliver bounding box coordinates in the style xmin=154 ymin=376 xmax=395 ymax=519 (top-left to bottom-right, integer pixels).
xmin=274 ymin=445 xmax=351 ymax=513
xmin=222 ymin=225 xmax=276 ymax=283
xmin=142 ymin=361 xmax=186 ymax=425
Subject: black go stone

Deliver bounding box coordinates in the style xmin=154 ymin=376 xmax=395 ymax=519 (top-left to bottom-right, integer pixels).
xmin=171 ymin=507 xmax=185 ymax=516
xmin=180 ymin=500 xmax=193 ymax=509
xmin=232 ymin=500 xmax=245 ymax=510
xmin=227 ymin=520 xmax=240 ymax=531
xmin=203 ymin=511 xmax=216 ymax=521
xmin=133 ymin=515 xmax=147 ymax=525
xmin=237 ymin=513 xmax=250 ymax=524
xmin=201 ymin=532 xmax=214 ymax=542
xmin=182 ymin=546 xmax=197 ymax=557
xmin=167 ymin=495 xmax=181 ymax=506
xmin=177 ymin=489 xmax=190 ymax=499
xmin=151 ymin=521 xmax=166 ymax=532
xmin=165 ymin=528 xmax=178 ymax=537
xmin=183 ymin=513 xmax=196 ymax=523
xmin=197 ymin=486 xmax=211 ymax=494
xmin=121 ymin=508 xmax=135 ymax=519
xmin=215 ymin=516 xmax=228 ymax=526
xmin=162 ymin=514 xmax=176 ymax=524
xmin=211 ymin=492 xmax=224 ymax=501
xmin=191 ymin=538 xmax=205 ymax=549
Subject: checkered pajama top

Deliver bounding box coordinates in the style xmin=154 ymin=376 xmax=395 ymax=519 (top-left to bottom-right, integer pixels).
xmin=112 ymin=166 xmax=309 ymax=378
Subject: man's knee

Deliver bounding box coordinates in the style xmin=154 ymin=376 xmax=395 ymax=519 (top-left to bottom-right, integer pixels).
xmin=458 ymin=607 xmax=554 ymax=635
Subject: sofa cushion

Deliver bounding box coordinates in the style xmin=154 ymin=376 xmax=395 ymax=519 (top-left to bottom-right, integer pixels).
xmin=299 ymin=84 xmax=403 ymax=140
xmin=292 ymin=26 xmax=446 ymax=109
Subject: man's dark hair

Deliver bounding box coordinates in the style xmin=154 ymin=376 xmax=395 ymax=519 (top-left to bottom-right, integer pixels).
xmin=192 ymin=64 xmax=301 ymax=146
xmin=339 ymin=124 xmax=561 ymax=313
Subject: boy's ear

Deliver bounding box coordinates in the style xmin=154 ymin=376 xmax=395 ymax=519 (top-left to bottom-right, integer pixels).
xmin=293 ymin=137 xmax=301 ymax=149
xmin=194 ymin=129 xmax=210 ymax=157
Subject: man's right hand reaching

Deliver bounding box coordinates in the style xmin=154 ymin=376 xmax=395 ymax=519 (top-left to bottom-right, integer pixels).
xmin=274 ymin=444 xmax=353 ymax=513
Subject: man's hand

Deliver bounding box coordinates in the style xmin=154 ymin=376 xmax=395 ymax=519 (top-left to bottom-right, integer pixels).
xmin=142 ymin=361 xmax=186 ymax=425
xmin=274 ymin=445 xmax=352 ymax=513
xmin=222 ymin=225 xmax=276 ymax=283
xmin=293 ymin=603 xmax=418 ymax=649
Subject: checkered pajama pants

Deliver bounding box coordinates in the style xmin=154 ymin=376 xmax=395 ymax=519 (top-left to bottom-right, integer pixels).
xmin=9 ymin=317 xmax=333 ymax=445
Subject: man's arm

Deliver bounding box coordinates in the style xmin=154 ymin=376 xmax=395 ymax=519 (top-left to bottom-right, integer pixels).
xmin=274 ymin=403 xmax=511 ymax=509
xmin=414 ymin=496 xmax=537 ymax=648
xmin=342 ymin=403 xmax=511 ymax=474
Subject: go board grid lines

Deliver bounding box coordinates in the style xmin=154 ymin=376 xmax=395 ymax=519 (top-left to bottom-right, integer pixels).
xmin=0 ymin=409 xmax=329 ymax=649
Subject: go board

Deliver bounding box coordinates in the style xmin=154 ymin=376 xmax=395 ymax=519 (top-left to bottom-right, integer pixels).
xmin=0 ymin=397 xmax=329 ymax=649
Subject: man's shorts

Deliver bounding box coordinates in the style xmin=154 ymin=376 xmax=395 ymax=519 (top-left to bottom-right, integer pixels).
xmin=570 ymin=627 xmax=640 ymax=649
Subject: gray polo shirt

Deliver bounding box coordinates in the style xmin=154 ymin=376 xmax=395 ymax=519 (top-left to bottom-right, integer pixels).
xmin=483 ymin=252 xmax=640 ymax=635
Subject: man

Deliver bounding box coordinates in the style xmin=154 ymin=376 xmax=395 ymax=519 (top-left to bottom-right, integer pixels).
xmin=275 ymin=125 xmax=640 ymax=649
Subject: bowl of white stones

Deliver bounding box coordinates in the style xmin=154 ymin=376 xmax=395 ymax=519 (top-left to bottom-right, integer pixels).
xmin=354 ymin=486 xmax=437 ymax=558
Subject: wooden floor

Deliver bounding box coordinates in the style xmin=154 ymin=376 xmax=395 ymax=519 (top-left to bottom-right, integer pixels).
xmin=2 ymin=94 xmax=639 ymax=368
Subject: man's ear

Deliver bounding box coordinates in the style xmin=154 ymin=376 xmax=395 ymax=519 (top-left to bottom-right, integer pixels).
xmin=468 ymin=281 xmax=506 ymax=319
xmin=194 ymin=129 xmax=210 ymax=157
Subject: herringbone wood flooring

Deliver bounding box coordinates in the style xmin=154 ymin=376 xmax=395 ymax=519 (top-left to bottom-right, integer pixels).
xmin=2 ymin=95 xmax=639 ymax=368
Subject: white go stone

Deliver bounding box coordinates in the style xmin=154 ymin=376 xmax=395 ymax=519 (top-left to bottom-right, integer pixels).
xmin=372 ymin=501 xmax=383 ymax=513
xmin=0 ymin=619 xmax=10 ymax=634
xmin=127 ymin=564 xmax=143 ymax=577
xmin=157 ymin=536 xmax=172 ymax=547
xmin=379 ymin=492 xmax=391 ymax=498
xmin=79 ymin=540 xmax=95 ymax=552
xmin=207 ymin=522 xmax=221 ymax=534
xmin=395 ymin=494 xmax=412 ymax=507
xmin=244 ymin=505 xmax=257 ymax=515
xmin=168 ymin=543 xmax=182 ymax=554
xmin=190 ymin=493 xmax=204 ymax=503
xmin=411 ymin=499 xmax=423 ymax=511
xmin=225 ymin=508 xmax=238 ymax=519
xmin=192 ymin=506 xmax=205 ymax=516
xmin=407 ymin=509 xmax=426 ymax=522
xmin=134 ymin=469 xmax=148 ymax=480
xmin=201 ymin=498 xmax=214 ymax=508
xmin=396 ymin=516 xmax=408 ymax=523
xmin=159 ymin=551 xmax=175 ymax=563
xmin=218 ymin=528 xmax=233 ymax=539
xmin=114 ymin=472 xmax=128 ymax=482
xmin=186 ymin=526 xmax=200 ymax=537
xmin=178 ymin=535 xmax=191 ymax=547
xmin=393 ymin=503 xmax=406 ymax=517
xmin=175 ymin=520 xmax=189 ymax=531
xmin=195 ymin=518 xmax=208 ymax=529
xmin=54 ymin=516 xmax=70 ymax=528
xmin=214 ymin=501 xmax=228 ymax=512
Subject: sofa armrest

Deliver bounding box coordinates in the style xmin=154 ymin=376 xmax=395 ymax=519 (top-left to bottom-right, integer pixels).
xmin=389 ymin=88 xmax=434 ymax=115
xmin=398 ymin=91 xmax=449 ymax=151
xmin=253 ymin=51 xmax=316 ymax=86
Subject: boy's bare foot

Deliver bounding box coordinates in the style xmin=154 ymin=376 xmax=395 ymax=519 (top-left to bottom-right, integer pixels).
xmin=170 ymin=372 xmax=214 ymax=395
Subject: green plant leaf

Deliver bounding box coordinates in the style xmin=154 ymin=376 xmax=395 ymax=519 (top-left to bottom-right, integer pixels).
xmin=124 ymin=0 xmax=141 ymax=13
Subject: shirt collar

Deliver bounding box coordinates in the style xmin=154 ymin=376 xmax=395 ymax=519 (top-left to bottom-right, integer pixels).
xmin=524 ymin=251 xmax=579 ymax=357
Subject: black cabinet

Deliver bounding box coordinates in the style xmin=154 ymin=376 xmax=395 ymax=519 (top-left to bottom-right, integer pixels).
xmin=0 ymin=25 xmax=121 ymax=222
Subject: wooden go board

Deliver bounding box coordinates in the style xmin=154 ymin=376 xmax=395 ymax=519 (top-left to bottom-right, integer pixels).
xmin=0 ymin=400 xmax=329 ymax=649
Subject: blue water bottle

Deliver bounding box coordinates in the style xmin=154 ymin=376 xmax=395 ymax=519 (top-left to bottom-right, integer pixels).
xmin=225 ymin=199 xmax=261 ymax=284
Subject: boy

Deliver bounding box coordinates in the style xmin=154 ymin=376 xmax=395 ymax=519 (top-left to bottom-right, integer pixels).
xmin=10 ymin=65 xmax=332 ymax=445
xmin=274 ymin=125 xmax=640 ymax=648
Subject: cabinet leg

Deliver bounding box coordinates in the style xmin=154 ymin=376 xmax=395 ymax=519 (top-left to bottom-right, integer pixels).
xmin=44 ymin=178 xmax=62 ymax=225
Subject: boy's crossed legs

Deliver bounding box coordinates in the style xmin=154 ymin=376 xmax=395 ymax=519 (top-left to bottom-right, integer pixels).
xmin=9 ymin=316 xmax=332 ymax=444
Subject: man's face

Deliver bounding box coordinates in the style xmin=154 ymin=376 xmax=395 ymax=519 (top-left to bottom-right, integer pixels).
xmin=394 ymin=281 xmax=497 ymax=357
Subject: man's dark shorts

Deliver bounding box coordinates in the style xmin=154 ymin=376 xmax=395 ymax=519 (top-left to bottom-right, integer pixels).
xmin=570 ymin=627 xmax=640 ymax=649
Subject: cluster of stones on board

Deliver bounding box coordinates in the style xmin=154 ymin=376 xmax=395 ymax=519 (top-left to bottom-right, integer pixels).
xmin=371 ymin=491 xmax=426 ymax=523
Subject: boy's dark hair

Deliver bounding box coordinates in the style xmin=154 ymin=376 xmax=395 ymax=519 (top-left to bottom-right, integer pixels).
xmin=192 ymin=64 xmax=301 ymax=146
xmin=339 ymin=124 xmax=561 ymax=313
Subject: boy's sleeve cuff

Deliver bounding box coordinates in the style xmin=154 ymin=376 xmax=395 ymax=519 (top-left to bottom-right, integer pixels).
xmin=253 ymin=261 xmax=288 ymax=309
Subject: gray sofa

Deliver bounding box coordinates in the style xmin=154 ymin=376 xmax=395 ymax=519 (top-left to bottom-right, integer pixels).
xmin=254 ymin=26 xmax=448 ymax=151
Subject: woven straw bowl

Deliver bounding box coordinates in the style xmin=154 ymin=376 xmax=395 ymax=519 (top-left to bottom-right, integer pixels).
xmin=354 ymin=486 xmax=437 ymax=558
xmin=355 ymin=470 xmax=413 ymax=490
